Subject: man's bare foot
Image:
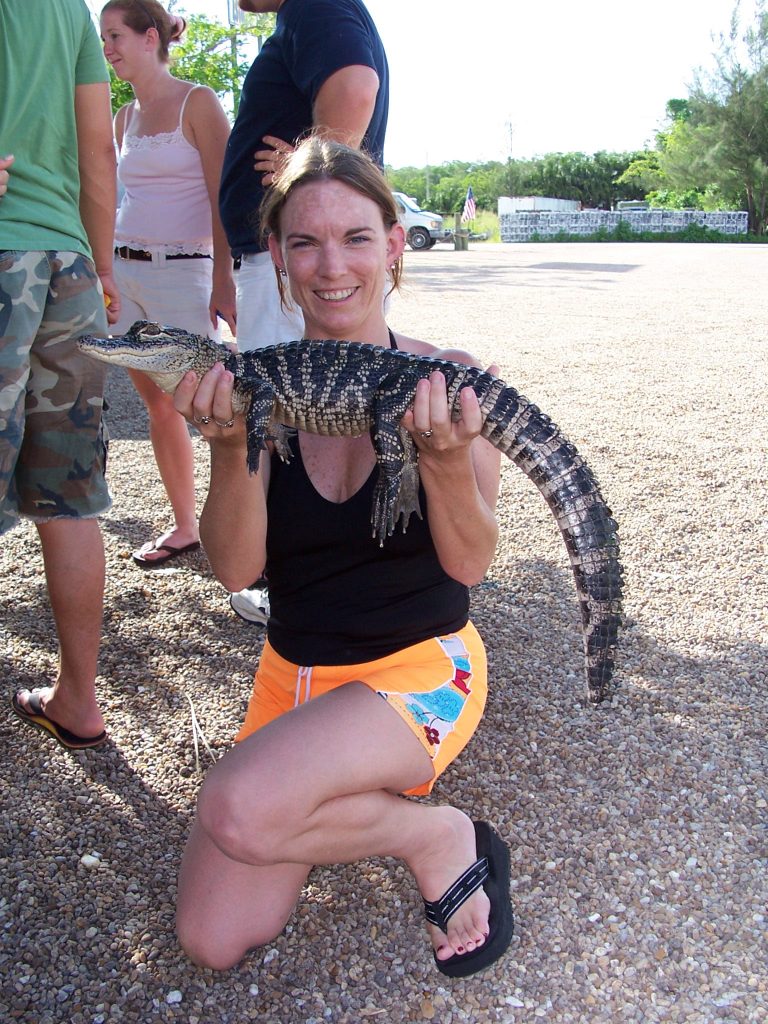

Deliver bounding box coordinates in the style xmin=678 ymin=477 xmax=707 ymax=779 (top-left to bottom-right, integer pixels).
xmin=407 ymin=806 xmax=490 ymax=961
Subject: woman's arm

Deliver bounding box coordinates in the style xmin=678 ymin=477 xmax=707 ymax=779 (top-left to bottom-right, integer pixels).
xmin=400 ymin=349 xmax=501 ymax=586
xmin=185 ymin=86 xmax=237 ymax=335
xmin=113 ymin=103 xmax=128 ymax=150
xmin=173 ymin=363 xmax=269 ymax=590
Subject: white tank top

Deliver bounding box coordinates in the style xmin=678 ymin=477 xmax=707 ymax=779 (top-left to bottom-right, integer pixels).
xmin=115 ymin=85 xmax=213 ymax=256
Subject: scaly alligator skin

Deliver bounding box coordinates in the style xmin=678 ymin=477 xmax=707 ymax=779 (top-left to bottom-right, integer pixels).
xmin=79 ymin=320 xmax=623 ymax=703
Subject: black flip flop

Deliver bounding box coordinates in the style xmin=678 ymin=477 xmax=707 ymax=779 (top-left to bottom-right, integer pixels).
xmin=132 ymin=540 xmax=200 ymax=568
xmin=11 ymin=690 xmax=107 ymax=750
xmin=424 ymin=820 xmax=514 ymax=978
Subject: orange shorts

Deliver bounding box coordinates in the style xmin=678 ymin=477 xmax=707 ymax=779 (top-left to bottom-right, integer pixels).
xmin=236 ymin=622 xmax=487 ymax=796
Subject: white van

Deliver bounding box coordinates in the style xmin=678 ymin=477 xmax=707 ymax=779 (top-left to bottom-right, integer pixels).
xmin=392 ymin=192 xmax=448 ymax=250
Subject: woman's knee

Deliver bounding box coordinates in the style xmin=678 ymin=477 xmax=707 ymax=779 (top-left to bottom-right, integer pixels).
xmin=196 ymin=766 xmax=286 ymax=865
xmin=176 ymin=916 xmax=282 ymax=971
xmin=176 ymin=895 xmax=289 ymax=970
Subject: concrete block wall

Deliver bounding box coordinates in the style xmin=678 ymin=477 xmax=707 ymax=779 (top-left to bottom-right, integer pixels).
xmin=499 ymin=208 xmax=749 ymax=242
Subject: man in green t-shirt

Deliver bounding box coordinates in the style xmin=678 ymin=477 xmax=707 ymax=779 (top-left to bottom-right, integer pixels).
xmin=1 ymin=0 xmax=121 ymax=750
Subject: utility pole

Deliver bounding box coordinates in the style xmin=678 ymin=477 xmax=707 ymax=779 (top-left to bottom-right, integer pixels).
xmin=227 ymin=0 xmax=244 ymax=114
xmin=505 ymin=116 xmax=515 ymax=197
xmin=505 ymin=117 xmax=514 ymax=161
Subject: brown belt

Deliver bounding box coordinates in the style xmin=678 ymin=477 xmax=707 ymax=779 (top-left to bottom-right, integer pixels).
xmin=114 ymin=246 xmax=211 ymax=261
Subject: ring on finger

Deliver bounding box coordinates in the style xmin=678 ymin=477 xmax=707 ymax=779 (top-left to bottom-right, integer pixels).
xmin=193 ymin=414 xmax=210 ymax=426
xmin=214 ymin=417 xmax=235 ymax=429
xmin=420 ymin=429 xmax=433 ymax=438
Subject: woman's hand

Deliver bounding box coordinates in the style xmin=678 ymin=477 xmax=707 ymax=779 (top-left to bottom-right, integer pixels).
xmin=209 ymin=268 xmax=237 ymax=337
xmin=401 ymin=371 xmax=484 ymax=455
xmin=400 ymin=364 xmax=501 ymax=587
xmin=173 ymin=361 xmax=245 ymax=445
xmin=253 ymin=135 xmax=294 ymax=185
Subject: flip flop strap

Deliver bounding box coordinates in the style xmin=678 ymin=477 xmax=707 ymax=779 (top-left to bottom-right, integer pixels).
xmin=423 ymin=856 xmax=489 ymax=932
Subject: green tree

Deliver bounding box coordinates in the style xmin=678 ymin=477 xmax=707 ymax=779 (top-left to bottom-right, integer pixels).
xmin=661 ymin=2 xmax=768 ymax=232
xmin=616 ymin=102 xmax=689 ymax=200
xmin=107 ymin=11 xmax=275 ymax=116
xmin=388 ymin=151 xmax=645 ymax=215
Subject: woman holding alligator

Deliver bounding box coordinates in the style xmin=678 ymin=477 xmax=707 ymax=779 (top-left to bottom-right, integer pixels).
xmin=172 ymin=137 xmax=514 ymax=977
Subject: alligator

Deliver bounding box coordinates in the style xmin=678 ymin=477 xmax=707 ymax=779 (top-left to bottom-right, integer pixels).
xmin=79 ymin=320 xmax=623 ymax=704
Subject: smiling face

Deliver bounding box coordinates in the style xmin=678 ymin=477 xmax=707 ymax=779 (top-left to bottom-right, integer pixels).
xmin=268 ymin=179 xmax=406 ymax=344
xmin=100 ymin=9 xmax=157 ymax=80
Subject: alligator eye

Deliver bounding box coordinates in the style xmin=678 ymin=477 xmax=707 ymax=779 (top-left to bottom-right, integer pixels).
xmin=145 ymin=325 xmax=161 ymax=336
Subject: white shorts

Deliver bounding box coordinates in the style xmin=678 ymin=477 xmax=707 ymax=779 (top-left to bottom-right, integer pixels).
xmin=235 ymin=251 xmax=304 ymax=352
xmin=111 ymin=255 xmax=221 ymax=341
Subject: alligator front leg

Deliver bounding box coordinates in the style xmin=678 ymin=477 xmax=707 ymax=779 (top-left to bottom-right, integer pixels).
xmin=242 ymin=380 xmax=277 ymax=473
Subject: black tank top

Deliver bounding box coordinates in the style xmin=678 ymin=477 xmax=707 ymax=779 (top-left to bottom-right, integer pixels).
xmin=265 ymin=337 xmax=469 ymax=665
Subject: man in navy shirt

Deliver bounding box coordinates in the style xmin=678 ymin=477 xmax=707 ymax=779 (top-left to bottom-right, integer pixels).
xmin=221 ymin=0 xmax=389 ymax=350
xmin=221 ymin=0 xmax=388 ymax=624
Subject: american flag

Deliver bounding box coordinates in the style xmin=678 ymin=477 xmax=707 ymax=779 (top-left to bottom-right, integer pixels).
xmin=461 ymin=185 xmax=476 ymax=223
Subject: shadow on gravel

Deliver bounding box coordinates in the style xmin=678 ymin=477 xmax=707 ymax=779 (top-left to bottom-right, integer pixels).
xmin=403 ymin=258 xmax=641 ymax=294
xmin=471 ymin=562 xmax=768 ymax=752
xmin=0 ymin=729 xmax=191 ymax=1019
xmin=529 ymin=261 xmax=640 ymax=273
xmin=104 ymin=365 xmax=151 ymax=440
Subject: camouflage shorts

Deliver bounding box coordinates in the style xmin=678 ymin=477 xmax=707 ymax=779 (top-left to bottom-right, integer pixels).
xmin=0 ymin=250 xmax=111 ymax=535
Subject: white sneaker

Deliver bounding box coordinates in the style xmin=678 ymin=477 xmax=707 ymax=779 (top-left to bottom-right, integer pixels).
xmin=229 ymin=585 xmax=270 ymax=625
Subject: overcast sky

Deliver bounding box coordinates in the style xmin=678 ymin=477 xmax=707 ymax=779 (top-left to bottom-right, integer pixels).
xmin=89 ymin=0 xmax=745 ymax=168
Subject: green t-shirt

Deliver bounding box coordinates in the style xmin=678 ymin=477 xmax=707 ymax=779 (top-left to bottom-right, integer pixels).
xmin=0 ymin=0 xmax=110 ymax=256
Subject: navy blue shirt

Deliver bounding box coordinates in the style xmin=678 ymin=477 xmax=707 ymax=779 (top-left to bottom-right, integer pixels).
xmin=220 ymin=0 xmax=389 ymax=258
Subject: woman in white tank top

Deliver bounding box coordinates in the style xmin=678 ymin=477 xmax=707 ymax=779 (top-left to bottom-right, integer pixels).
xmin=100 ymin=0 xmax=236 ymax=567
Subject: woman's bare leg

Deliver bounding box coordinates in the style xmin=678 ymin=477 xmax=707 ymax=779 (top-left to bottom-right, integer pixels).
xmin=129 ymin=369 xmax=198 ymax=558
xmin=176 ymin=683 xmax=490 ymax=968
xmin=177 ymin=820 xmax=311 ymax=970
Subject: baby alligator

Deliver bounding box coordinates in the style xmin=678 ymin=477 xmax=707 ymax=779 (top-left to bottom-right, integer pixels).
xmin=79 ymin=320 xmax=623 ymax=704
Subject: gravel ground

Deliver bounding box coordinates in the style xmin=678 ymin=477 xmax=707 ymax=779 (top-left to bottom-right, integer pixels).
xmin=1 ymin=242 xmax=766 ymax=1024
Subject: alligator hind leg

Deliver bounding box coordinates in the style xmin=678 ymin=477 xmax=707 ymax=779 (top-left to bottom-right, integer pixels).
xmin=369 ymin=385 xmax=419 ymax=542
xmin=369 ymin=423 xmax=407 ymax=544
xmin=391 ymin=428 xmax=422 ymax=532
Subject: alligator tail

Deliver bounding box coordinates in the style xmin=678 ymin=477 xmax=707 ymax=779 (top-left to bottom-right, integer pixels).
xmin=476 ymin=379 xmax=623 ymax=704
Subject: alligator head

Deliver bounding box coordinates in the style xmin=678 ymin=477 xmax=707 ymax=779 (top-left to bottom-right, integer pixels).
xmin=78 ymin=320 xmax=239 ymax=398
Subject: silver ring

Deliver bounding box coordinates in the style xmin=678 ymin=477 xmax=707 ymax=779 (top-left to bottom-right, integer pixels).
xmin=214 ymin=418 xmax=235 ymax=429
xmin=420 ymin=430 xmax=433 ymax=438
xmin=194 ymin=415 xmax=210 ymax=426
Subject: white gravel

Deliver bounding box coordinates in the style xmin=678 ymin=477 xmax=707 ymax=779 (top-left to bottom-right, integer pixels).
xmin=1 ymin=241 xmax=766 ymax=1023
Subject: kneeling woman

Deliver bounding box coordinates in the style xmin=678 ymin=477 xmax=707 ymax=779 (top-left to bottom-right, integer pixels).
xmin=173 ymin=137 xmax=514 ymax=977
